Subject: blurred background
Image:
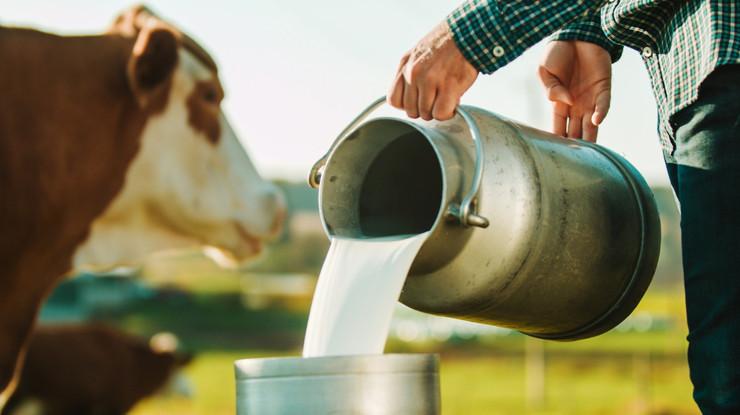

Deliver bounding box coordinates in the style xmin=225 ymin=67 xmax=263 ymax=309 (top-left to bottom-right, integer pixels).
xmin=5 ymin=1 xmax=693 ymax=414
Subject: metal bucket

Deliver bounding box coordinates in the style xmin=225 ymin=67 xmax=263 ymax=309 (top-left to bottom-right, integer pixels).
xmin=234 ymin=354 xmax=440 ymax=415
xmin=309 ymin=97 xmax=661 ymax=340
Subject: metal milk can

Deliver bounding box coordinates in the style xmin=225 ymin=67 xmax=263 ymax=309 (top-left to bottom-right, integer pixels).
xmin=235 ymin=354 xmax=440 ymax=415
xmin=309 ymin=97 xmax=661 ymax=340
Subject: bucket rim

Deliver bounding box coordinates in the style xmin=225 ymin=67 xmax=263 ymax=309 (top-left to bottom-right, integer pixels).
xmin=234 ymin=353 xmax=439 ymax=380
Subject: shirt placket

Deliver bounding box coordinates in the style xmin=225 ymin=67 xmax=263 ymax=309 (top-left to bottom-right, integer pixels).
xmin=646 ymin=53 xmax=678 ymax=156
xmin=603 ymin=0 xmax=677 ymax=157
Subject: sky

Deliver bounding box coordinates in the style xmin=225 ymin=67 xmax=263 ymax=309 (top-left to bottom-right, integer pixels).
xmin=3 ymin=0 xmax=670 ymax=185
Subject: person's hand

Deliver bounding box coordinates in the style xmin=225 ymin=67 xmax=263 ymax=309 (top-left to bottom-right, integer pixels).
xmin=388 ymin=21 xmax=478 ymax=121
xmin=538 ymin=40 xmax=612 ymax=142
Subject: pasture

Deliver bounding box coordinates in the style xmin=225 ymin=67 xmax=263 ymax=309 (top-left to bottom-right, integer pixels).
xmin=131 ymin=349 xmax=696 ymax=415
xmin=27 ymin=180 xmax=690 ymax=414
xmin=77 ymin=269 xmax=697 ymax=415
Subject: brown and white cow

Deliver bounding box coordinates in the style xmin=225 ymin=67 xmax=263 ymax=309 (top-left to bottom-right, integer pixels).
xmin=0 ymin=5 xmax=284 ymax=405
xmin=2 ymin=324 xmax=193 ymax=415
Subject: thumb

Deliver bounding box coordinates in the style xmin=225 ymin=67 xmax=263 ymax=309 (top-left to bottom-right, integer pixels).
xmin=591 ymin=89 xmax=611 ymax=126
xmin=538 ymin=66 xmax=573 ymax=105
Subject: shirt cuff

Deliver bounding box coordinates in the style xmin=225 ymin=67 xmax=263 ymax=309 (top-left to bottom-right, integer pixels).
xmin=550 ymin=11 xmax=623 ymax=63
xmin=447 ymin=0 xmax=606 ymax=74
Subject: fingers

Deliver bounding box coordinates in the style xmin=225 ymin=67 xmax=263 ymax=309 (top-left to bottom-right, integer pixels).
xmin=432 ymin=91 xmax=458 ymax=121
xmin=567 ymin=112 xmax=582 ymax=139
xmin=388 ymin=71 xmax=405 ymax=109
xmin=388 ymin=54 xmax=410 ymax=110
xmin=388 ymin=22 xmax=478 ymax=122
xmin=402 ymin=81 xmax=420 ymax=119
xmin=548 ymin=85 xmax=574 ymax=107
xmin=541 ymin=66 xmax=574 ymax=138
xmin=391 ymin=68 xmax=454 ymax=121
xmin=592 ymin=89 xmax=611 ymax=126
xmin=418 ymin=86 xmax=437 ymax=121
xmin=584 ymin=89 xmax=611 ymax=141
xmin=404 ymin=62 xmax=445 ymax=120
xmin=552 ymin=101 xmax=569 ymax=137
xmin=538 ymin=66 xmax=573 ymax=106
xmin=582 ymin=111 xmax=598 ymax=142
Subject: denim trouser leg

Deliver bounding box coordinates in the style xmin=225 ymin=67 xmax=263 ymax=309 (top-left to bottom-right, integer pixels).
xmin=664 ymin=65 xmax=740 ymax=415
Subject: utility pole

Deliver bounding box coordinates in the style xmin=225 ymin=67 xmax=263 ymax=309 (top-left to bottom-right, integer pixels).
xmin=525 ymin=336 xmax=547 ymax=410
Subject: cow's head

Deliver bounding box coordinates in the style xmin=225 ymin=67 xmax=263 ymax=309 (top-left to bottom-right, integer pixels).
xmin=73 ymin=6 xmax=285 ymax=269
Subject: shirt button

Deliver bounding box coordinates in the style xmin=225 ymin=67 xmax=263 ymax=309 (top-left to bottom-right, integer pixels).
xmin=492 ymin=46 xmax=505 ymax=57
xmin=641 ymin=47 xmax=653 ymax=58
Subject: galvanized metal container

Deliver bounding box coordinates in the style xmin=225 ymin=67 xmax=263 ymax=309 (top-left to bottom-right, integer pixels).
xmin=309 ymin=97 xmax=661 ymax=341
xmin=234 ymin=354 xmax=440 ymax=415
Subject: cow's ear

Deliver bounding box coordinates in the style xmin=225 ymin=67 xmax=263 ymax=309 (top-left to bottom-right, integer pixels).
xmin=127 ymin=23 xmax=179 ymax=108
xmin=175 ymin=351 xmax=195 ymax=367
xmin=109 ymin=4 xmax=153 ymax=36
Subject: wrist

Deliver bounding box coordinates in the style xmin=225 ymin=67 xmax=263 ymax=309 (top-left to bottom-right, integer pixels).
xmin=551 ymin=27 xmax=622 ymax=63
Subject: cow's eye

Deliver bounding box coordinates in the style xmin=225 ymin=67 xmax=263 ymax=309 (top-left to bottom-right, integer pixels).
xmin=203 ymin=87 xmax=219 ymax=104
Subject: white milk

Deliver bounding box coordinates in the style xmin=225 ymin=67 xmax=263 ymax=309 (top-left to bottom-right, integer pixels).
xmin=303 ymin=233 xmax=430 ymax=357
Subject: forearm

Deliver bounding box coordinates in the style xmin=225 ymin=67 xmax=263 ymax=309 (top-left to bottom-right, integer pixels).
xmin=447 ymin=0 xmax=608 ymax=74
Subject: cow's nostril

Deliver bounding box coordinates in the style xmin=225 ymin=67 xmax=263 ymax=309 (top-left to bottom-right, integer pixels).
xmin=270 ymin=206 xmax=287 ymax=236
xmin=261 ymin=186 xmax=287 ymax=236
xmin=260 ymin=186 xmax=286 ymax=213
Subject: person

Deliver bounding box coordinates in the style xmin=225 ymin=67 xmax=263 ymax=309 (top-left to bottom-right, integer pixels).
xmin=388 ymin=1 xmax=739 ymax=414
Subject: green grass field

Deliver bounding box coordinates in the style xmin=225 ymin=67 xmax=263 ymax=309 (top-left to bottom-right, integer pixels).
xmin=102 ymin=273 xmax=697 ymax=415
xmin=130 ymin=350 xmax=697 ymax=415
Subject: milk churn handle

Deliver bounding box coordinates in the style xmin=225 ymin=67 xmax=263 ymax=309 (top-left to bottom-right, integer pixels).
xmin=453 ymin=106 xmax=490 ymax=228
xmin=308 ymin=96 xmax=388 ymax=188
xmin=308 ymin=96 xmax=489 ymax=229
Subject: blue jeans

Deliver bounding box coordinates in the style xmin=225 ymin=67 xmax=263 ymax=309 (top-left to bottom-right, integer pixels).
xmin=665 ymin=65 xmax=740 ymax=415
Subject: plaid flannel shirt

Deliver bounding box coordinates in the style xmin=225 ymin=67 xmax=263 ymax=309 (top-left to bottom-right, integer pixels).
xmin=447 ymin=0 xmax=740 ymax=153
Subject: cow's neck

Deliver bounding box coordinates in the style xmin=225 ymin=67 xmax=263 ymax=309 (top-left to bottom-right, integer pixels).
xmin=0 ymin=27 xmax=150 ymax=391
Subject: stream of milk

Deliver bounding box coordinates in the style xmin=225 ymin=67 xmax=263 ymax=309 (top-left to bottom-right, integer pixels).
xmin=302 ymin=232 xmax=430 ymax=357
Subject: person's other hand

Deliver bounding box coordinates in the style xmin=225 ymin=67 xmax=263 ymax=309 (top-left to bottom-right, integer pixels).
xmin=388 ymin=21 xmax=478 ymax=121
xmin=538 ymin=40 xmax=612 ymax=142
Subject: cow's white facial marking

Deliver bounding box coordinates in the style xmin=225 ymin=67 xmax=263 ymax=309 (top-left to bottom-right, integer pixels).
xmin=73 ymin=49 xmax=285 ymax=269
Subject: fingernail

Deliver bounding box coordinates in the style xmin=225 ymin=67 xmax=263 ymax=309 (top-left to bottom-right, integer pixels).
xmin=592 ymin=113 xmax=602 ymax=125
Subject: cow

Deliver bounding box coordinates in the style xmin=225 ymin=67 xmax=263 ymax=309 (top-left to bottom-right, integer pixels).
xmin=0 ymin=5 xmax=285 ymax=405
xmin=2 ymin=324 xmax=193 ymax=415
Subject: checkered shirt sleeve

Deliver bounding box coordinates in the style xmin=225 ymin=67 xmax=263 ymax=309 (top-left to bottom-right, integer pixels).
xmin=550 ymin=10 xmax=624 ymax=63
xmin=447 ymin=0 xmax=607 ymax=74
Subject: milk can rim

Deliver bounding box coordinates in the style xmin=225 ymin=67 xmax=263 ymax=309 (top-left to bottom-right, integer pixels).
xmin=234 ymin=353 xmax=439 ymax=380
xmin=318 ymin=117 xmax=451 ymax=239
